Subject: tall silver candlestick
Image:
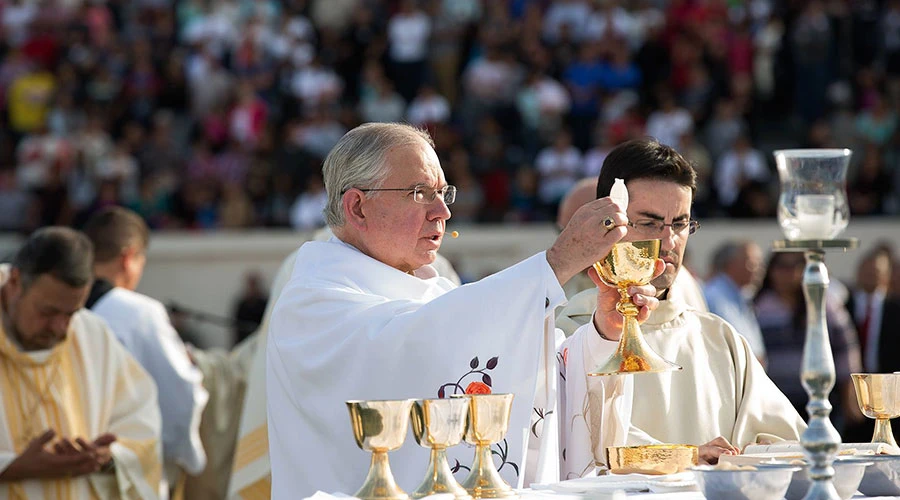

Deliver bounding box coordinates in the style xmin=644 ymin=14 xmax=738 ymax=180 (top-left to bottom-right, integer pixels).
xmin=773 ymin=148 xmax=856 ymax=500
xmin=775 ymin=239 xmax=857 ymax=500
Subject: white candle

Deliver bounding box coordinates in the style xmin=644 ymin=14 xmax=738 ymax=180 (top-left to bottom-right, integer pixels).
xmin=795 ymin=194 xmax=835 ymax=239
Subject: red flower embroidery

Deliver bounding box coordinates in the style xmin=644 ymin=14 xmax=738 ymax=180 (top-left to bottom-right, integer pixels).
xmin=465 ymin=381 xmax=492 ymax=395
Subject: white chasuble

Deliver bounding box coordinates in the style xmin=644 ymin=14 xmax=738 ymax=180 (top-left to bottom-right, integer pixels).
xmin=92 ymin=288 xmax=208 ymax=486
xmin=0 ymin=268 xmax=162 ymax=499
xmin=558 ymin=285 xmax=807 ymax=477
xmin=266 ymin=239 xmax=566 ymax=498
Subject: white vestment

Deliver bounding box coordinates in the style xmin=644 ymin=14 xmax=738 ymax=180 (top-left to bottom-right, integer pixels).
xmin=0 ymin=265 xmax=162 ymax=499
xmin=558 ymin=281 xmax=806 ymax=477
xmin=92 ymin=288 xmax=209 ymax=487
xmin=230 ymin=231 xmax=462 ymax=500
xmin=267 ymin=238 xmax=566 ymax=498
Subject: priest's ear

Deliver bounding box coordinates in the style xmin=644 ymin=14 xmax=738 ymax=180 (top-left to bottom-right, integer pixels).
xmin=341 ymin=188 xmax=369 ymax=231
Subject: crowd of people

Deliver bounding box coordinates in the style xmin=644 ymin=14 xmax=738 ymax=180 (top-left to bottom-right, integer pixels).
xmin=1 ymin=0 xmax=899 ymax=233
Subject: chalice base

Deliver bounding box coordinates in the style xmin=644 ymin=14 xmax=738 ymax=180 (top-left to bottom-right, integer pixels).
xmin=412 ymin=448 xmax=471 ymax=500
xmin=872 ymin=418 xmax=899 ymax=448
xmin=354 ymin=451 xmax=409 ymax=500
xmin=461 ymin=443 xmax=517 ymax=499
xmin=589 ymin=315 xmax=682 ymax=376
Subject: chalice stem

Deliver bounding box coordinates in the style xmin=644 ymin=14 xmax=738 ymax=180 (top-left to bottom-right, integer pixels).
xmin=412 ymin=447 xmax=469 ymax=499
xmin=462 ymin=443 xmax=514 ymax=498
xmin=355 ymin=450 xmax=407 ymax=500
xmin=873 ymin=418 xmax=898 ymax=448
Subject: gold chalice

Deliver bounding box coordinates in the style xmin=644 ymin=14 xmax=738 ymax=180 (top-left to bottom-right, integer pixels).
xmin=851 ymin=373 xmax=900 ymax=448
xmin=347 ymin=399 xmax=415 ymax=500
xmin=589 ymin=239 xmax=682 ymax=376
xmin=458 ymin=393 xmax=517 ymax=499
xmin=410 ymin=398 xmax=472 ymax=500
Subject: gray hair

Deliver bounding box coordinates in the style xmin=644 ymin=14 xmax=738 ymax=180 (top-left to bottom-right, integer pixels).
xmin=13 ymin=227 xmax=94 ymax=289
xmin=711 ymin=240 xmax=752 ymax=273
xmin=322 ymin=123 xmax=434 ymax=227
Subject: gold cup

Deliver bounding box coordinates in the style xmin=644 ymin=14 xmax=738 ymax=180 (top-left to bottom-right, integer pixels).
xmin=851 ymin=373 xmax=900 ymax=448
xmin=347 ymin=399 xmax=415 ymax=500
xmin=457 ymin=394 xmax=517 ymax=499
xmin=410 ymin=398 xmax=472 ymax=500
xmin=589 ymin=239 xmax=682 ymax=376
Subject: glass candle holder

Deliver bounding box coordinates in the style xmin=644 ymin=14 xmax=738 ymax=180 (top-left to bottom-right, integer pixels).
xmin=774 ymin=149 xmax=851 ymax=241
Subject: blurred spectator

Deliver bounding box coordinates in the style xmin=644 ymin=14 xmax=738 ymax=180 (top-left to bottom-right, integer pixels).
xmin=645 ymin=88 xmax=692 ymax=150
xmin=754 ymin=251 xmax=862 ymax=425
xmin=359 ymin=78 xmax=406 ymax=123
xmin=704 ymin=240 xmax=767 ymax=363
xmin=535 ymin=129 xmax=581 ymax=214
xmin=407 ymin=84 xmax=451 ymax=127
xmin=289 ymin=172 xmax=327 ymax=230
xmin=386 ymin=0 xmax=430 ymax=101
xmin=848 ymin=144 xmax=892 ymax=215
xmin=232 ymin=271 xmax=268 ymax=346
xmin=843 ymin=246 xmax=900 ymax=444
xmin=855 ymin=93 xmax=898 ymax=147
xmin=714 ymin=134 xmax=770 ymax=213
xmin=791 ymin=0 xmax=834 ymax=123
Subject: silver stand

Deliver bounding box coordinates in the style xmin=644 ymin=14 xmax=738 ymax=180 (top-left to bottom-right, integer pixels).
xmin=773 ymin=239 xmax=858 ymax=500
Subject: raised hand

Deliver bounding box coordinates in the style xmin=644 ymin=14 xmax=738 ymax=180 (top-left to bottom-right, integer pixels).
xmin=0 ymin=430 xmax=99 ymax=482
xmin=547 ymin=197 xmax=628 ymax=286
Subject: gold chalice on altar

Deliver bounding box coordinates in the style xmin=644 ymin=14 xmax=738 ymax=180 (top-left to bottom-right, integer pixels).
xmin=347 ymin=399 xmax=415 ymax=500
xmin=589 ymin=239 xmax=682 ymax=376
xmin=458 ymin=393 xmax=517 ymax=499
xmin=851 ymin=373 xmax=900 ymax=448
xmin=410 ymin=398 xmax=472 ymax=500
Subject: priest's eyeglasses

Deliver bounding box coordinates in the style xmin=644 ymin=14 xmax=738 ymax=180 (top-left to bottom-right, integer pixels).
xmin=358 ymin=185 xmax=457 ymax=205
xmin=627 ymin=219 xmax=700 ymax=236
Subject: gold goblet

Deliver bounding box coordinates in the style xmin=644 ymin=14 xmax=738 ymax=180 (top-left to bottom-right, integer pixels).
xmin=589 ymin=239 xmax=682 ymax=376
xmin=851 ymin=373 xmax=900 ymax=448
xmin=410 ymin=398 xmax=472 ymax=500
xmin=458 ymin=393 xmax=517 ymax=499
xmin=347 ymin=399 xmax=415 ymax=500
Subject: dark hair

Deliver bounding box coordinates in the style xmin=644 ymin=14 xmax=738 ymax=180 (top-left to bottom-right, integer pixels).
xmin=596 ymin=138 xmax=697 ymax=199
xmin=13 ymin=227 xmax=94 ymax=289
xmin=83 ymin=207 xmax=150 ymax=263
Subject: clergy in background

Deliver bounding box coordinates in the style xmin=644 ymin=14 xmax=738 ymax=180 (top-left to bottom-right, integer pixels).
xmin=83 ymin=207 xmax=209 ymax=498
xmin=558 ymin=139 xmax=806 ymax=479
xmin=0 ymin=227 xmax=162 ymax=499
xmin=266 ymin=122 xmax=661 ymax=497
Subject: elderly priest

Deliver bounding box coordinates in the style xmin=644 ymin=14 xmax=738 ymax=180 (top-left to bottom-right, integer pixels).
xmin=0 ymin=227 xmax=162 ymax=499
xmin=266 ymin=123 xmax=661 ymax=497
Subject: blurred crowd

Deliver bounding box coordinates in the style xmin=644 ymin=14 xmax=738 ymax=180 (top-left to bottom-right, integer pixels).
xmin=1 ymin=0 xmax=899 ymax=233
xmin=701 ymin=239 xmax=900 ymax=440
